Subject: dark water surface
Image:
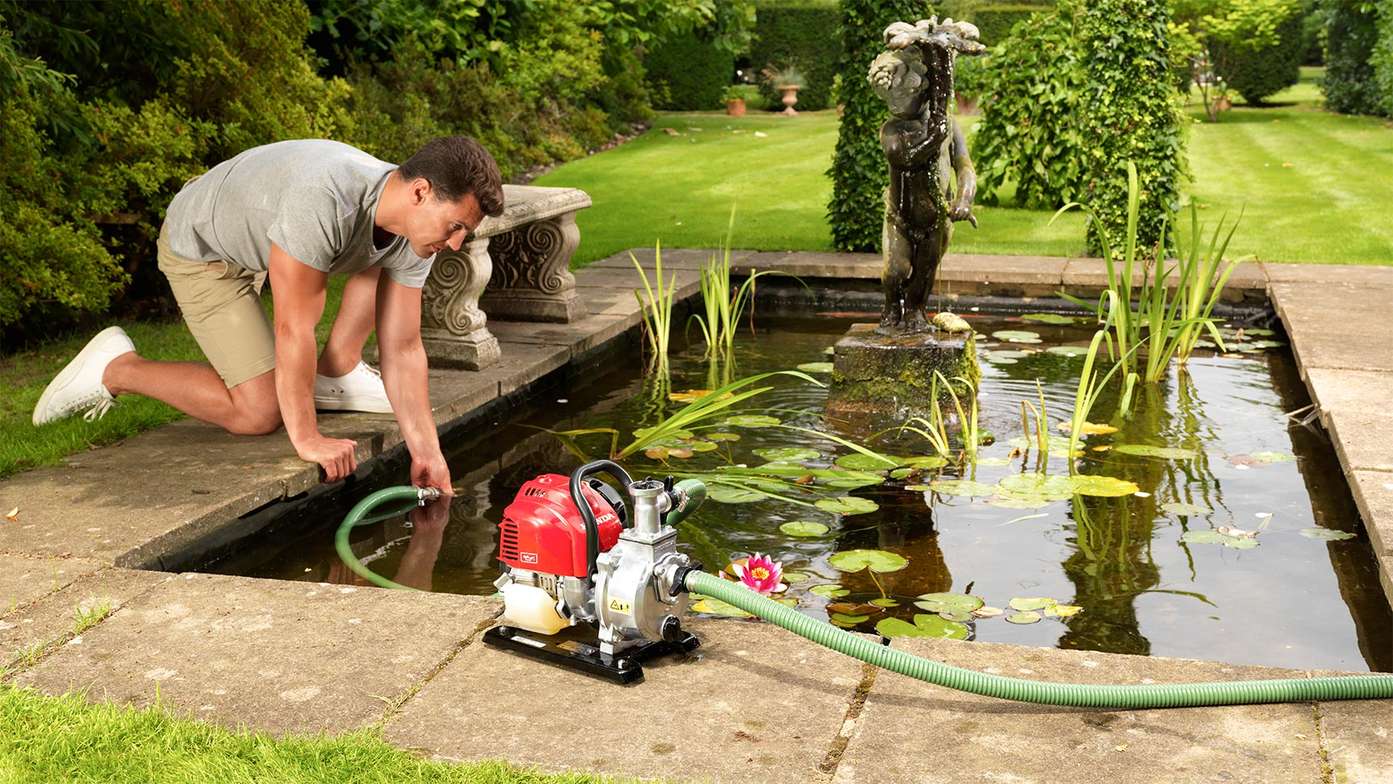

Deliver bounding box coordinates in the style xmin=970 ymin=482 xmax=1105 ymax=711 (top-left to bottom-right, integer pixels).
xmin=217 ymin=314 xmax=1392 ymax=672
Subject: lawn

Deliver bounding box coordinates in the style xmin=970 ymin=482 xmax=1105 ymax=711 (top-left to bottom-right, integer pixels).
xmin=538 ymin=67 xmax=1393 ymax=267
xmin=2 ymin=68 xmax=1390 ymax=479
xmin=0 ymin=684 xmax=615 ymax=784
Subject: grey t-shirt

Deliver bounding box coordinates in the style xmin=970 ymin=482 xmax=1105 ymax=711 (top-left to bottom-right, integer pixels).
xmin=163 ymin=139 xmax=434 ymax=288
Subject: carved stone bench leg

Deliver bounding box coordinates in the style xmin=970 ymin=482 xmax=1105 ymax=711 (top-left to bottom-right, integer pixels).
xmin=478 ymin=213 xmax=583 ymax=323
xmin=421 ymin=238 xmax=501 ymax=370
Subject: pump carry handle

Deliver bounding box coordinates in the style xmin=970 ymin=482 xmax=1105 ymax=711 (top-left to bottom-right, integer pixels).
xmin=569 ymin=460 xmax=634 ymax=578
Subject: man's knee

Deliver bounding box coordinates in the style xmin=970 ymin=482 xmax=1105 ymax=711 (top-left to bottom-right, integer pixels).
xmin=226 ymin=404 xmax=281 ymax=436
xmin=226 ymin=371 xmax=281 ymax=436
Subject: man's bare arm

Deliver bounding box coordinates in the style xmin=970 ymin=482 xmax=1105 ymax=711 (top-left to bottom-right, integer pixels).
xmin=267 ymin=244 xmax=358 ymax=481
xmin=376 ymin=274 xmax=452 ymax=494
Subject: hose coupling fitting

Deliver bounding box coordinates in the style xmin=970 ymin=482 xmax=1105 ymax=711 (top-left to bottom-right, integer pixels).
xmin=417 ymin=487 xmax=444 ymax=504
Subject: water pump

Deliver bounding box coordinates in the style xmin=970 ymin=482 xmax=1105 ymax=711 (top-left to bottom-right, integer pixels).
xmin=482 ymin=459 xmax=706 ymax=684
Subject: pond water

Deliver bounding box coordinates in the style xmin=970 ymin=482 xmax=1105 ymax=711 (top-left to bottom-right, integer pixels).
xmin=216 ymin=313 xmax=1392 ymax=673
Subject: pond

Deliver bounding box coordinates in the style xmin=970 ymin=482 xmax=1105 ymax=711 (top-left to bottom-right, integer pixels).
xmin=212 ymin=312 xmax=1392 ymax=673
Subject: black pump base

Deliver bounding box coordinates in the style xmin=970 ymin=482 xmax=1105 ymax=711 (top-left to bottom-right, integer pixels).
xmin=482 ymin=623 xmax=700 ymax=685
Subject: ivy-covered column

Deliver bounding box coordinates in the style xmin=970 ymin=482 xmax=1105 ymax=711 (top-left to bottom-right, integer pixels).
xmin=827 ymin=0 xmax=926 ymax=252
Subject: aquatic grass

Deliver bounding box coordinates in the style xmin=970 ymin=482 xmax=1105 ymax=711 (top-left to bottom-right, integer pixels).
xmin=631 ymin=242 xmax=677 ymax=376
xmin=690 ymin=210 xmax=789 ymax=361
xmin=890 ymin=373 xmax=980 ymax=465
xmin=1055 ymin=162 xmax=1243 ymax=384
xmin=1068 ymin=330 xmax=1141 ymax=473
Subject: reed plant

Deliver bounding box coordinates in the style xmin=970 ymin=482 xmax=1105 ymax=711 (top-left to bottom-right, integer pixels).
xmin=1068 ymin=330 xmax=1140 ymax=473
xmin=691 ymin=211 xmax=790 ymax=361
xmin=1055 ymin=162 xmax=1242 ymax=385
xmin=894 ymin=372 xmax=981 ymax=464
xmin=632 ymin=242 xmax=677 ymax=376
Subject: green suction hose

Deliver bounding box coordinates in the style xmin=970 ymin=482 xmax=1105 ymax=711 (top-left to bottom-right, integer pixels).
xmin=335 ymin=485 xmax=441 ymax=591
xmin=685 ymin=571 xmax=1393 ymax=708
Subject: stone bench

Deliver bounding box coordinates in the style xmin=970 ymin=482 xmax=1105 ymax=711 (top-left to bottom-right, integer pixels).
xmin=420 ymin=184 xmax=591 ymax=370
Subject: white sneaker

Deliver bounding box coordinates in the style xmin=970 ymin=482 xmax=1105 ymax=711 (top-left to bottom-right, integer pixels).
xmin=32 ymin=326 xmax=136 ymax=426
xmin=314 ymin=361 xmax=393 ymax=413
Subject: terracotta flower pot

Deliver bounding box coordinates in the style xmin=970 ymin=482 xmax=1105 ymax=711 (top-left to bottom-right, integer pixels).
xmin=778 ymin=85 xmax=800 ymax=116
xmin=726 ymin=98 xmax=746 ymax=117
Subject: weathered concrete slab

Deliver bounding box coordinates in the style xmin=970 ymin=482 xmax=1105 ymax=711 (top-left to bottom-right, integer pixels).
xmin=944 ymin=254 xmax=1068 ymax=297
xmin=1320 ymin=697 xmax=1393 ymax=784
xmin=481 ymin=341 xmax=571 ymax=399
xmin=16 ymin=573 xmax=500 ymax=736
xmin=835 ymin=638 xmax=1325 ymax=784
xmin=489 ymin=314 xmax=637 ymax=362
xmin=571 ymin=265 xmax=704 ymax=295
xmin=2 ymin=567 xmax=169 ymax=671
xmin=0 ymin=554 xmax=105 ymax=612
xmin=1303 ymin=368 xmax=1393 ymax=413
xmin=1325 ymin=407 xmax=1393 ymax=473
xmin=1351 ymin=470 xmax=1393 ymax=556
xmin=385 ymin=618 xmax=864 ymax=783
xmin=1262 ymin=262 xmax=1393 ymax=286
xmin=0 ymin=420 xmax=321 ymax=568
xmin=589 ymin=247 xmax=740 ymax=271
xmin=570 ymin=284 xmax=647 ymax=320
xmin=736 ymin=250 xmax=882 ymax=279
xmin=1270 ymin=282 xmax=1393 ymax=373
xmin=1060 ymin=258 xmax=1268 ymax=304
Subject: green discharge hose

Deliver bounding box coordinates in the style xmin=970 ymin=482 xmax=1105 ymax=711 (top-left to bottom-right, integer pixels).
xmin=340 ymin=487 xmax=1393 ymax=707
xmin=335 ymin=485 xmax=440 ymax=591
xmin=686 ymin=571 xmax=1393 ymax=708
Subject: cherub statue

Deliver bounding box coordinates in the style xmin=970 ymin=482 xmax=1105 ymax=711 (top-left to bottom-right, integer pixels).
xmin=869 ymin=18 xmax=985 ymax=335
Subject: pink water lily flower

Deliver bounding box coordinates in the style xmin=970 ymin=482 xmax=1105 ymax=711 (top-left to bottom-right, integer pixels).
xmin=733 ymin=553 xmax=786 ymax=594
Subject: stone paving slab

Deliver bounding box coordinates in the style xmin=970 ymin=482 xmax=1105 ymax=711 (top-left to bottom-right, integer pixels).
xmin=589 ymin=247 xmax=752 ymax=271
xmin=571 ymin=284 xmax=647 ymax=320
xmin=1 ymin=567 xmax=169 ymax=670
xmin=1351 ymin=471 xmax=1393 ymax=556
xmin=1262 ymin=262 xmax=1393 ymax=285
xmin=1270 ymin=282 xmax=1393 ymax=373
xmin=489 ymin=314 xmax=636 ymax=361
xmin=0 ymin=554 xmax=105 ymax=613
xmin=385 ymin=618 xmax=866 ymax=783
xmin=1320 ymin=696 xmax=1393 ymax=783
xmin=835 ymin=638 xmax=1330 ymax=784
xmin=944 ymin=254 xmax=1069 ymax=297
xmin=0 ymin=420 xmax=319 ymax=568
xmin=736 ymin=250 xmax=882 ymax=278
xmin=1325 ymin=408 xmax=1393 ymax=474
xmin=14 ymin=573 xmax=500 ymax=736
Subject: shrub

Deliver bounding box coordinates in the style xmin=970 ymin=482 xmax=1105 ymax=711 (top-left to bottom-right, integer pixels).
xmin=966 ymin=2 xmax=1053 ymax=46
xmin=1075 ymin=0 xmax=1187 ymax=256
xmin=1206 ymin=0 xmax=1304 ymax=104
xmin=827 ymin=0 xmax=927 ymax=253
xmin=1320 ymin=0 xmax=1384 ymax=115
xmin=646 ymin=28 xmax=736 ymax=110
xmin=748 ymin=0 xmax=841 ymax=111
xmin=1373 ymin=0 xmax=1393 ymax=116
xmin=971 ymin=5 xmax=1089 ymax=209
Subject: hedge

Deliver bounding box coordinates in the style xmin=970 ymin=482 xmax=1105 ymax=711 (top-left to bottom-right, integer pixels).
xmin=1320 ymin=0 xmax=1385 ymax=116
xmin=1212 ymin=2 xmax=1304 ymax=104
xmin=748 ymin=0 xmax=841 ymax=111
xmin=827 ymin=0 xmax=931 ymax=252
xmin=645 ymin=28 xmax=736 ymax=110
xmin=1373 ymin=0 xmax=1393 ymax=117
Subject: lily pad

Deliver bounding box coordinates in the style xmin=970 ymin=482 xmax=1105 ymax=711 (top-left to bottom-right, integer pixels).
xmin=927 ymin=479 xmax=997 ymax=498
xmin=830 ymin=612 xmax=871 ymax=625
xmin=875 ymin=614 xmax=969 ymax=640
xmin=1044 ymin=604 xmax=1083 ymax=618
xmin=1162 ymin=501 xmax=1212 ymax=516
xmin=634 ymin=426 xmax=693 ymax=441
xmin=707 ymin=485 xmax=770 ymax=504
xmin=797 ymin=362 xmax=834 ymax=374
xmin=684 ymin=440 xmax=719 ymax=452
xmin=973 ymin=606 xmax=1004 ymax=618
xmin=1045 ymin=345 xmax=1090 ymax=358
xmin=1181 ymin=529 xmax=1259 ymax=549
xmin=724 ymin=414 xmax=781 ymax=428
xmin=905 ymin=456 xmax=950 ymax=469
xmin=1114 ymin=444 xmax=1198 ymax=459
xmin=1068 ymin=475 xmax=1141 ymax=497
xmin=992 ymin=329 xmax=1042 ymax=343
xmin=706 ymin=432 xmax=742 ymax=442
xmin=1005 ymin=611 xmax=1042 ymax=624
xmin=834 ymin=453 xmax=900 ymax=470
xmin=999 ymin=474 xmax=1074 ymax=500
xmin=890 ymin=468 xmax=916 ymax=480
xmin=755 ymin=447 xmax=820 ymax=462
xmin=690 ymin=595 xmax=753 ymax=618
xmin=1006 ymin=435 xmax=1084 ymax=453
xmin=828 ymin=602 xmax=882 ymax=616
xmin=938 ymin=610 xmax=976 ymax=622
xmin=870 ymin=598 xmax=900 ymax=608
xmin=914 ymin=592 xmax=984 ymax=614
xmin=780 ymin=521 xmax=830 ymax=537
xmin=1021 ymin=312 xmax=1077 ymax=325
xmin=986 ymin=494 xmax=1055 ymax=510
xmin=828 ymin=549 xmax=909 ymax=573
xmin=1250 ymin=451 xmax=1294 ymax=464
xmin=781 ymin=570 xmax=812 ymax=583
xmin=809 ymin=583 xmax=850 ymax=598
xmin=1008 ymin=597 xmax=1055 ymax=612
xmin=984 ymin=349 xmax=1030 ymax=364
xmin=815 ymin=497 xmax=880 ymax=515
xmin=1056 ymin=420 xmax=1119 ymax=435
xmin=821 ymin=471 xmax=888 ymax=490
xmin=1298 ymin=527 xmax=1357 ymax=541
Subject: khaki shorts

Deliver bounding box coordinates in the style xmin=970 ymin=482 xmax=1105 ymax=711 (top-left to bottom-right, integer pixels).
xmin=157 ymin=232 xmax=276 ymax=388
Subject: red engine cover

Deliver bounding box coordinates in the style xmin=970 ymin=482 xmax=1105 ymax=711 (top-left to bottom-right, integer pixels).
xmin=498 ymin=473 xmax=622 ymax=577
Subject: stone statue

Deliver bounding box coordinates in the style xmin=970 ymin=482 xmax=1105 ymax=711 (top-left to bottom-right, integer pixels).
xmin=869 ymin=18 xmax=984 ymax=335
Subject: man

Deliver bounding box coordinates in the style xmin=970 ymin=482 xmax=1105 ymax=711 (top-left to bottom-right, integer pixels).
xmin=32 ymin=136 xmax=505 ymax=494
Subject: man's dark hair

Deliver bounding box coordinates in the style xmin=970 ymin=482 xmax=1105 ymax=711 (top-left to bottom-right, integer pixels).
xmin=399 ymin=136 xmax=505 ymax=217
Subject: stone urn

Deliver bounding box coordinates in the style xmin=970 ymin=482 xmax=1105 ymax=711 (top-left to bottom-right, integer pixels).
xmin=779 ymin=85 xmax=800 ymax=116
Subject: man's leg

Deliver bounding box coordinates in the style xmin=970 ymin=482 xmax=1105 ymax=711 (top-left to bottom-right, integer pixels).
xmin=103 ymin=360 xmax=280 ymax=435
xmin=317 ymin=267 xmax=381 ymax=377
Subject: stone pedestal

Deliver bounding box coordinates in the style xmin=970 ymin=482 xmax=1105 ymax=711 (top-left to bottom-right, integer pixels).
xmin=826 ymin=323 xmax=979 ymax=427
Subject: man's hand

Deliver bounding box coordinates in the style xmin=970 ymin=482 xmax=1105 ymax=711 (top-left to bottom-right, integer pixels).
xmin=295 ymin=434 xmax=359 ymax=482
xmin=411 ymin=452 xmax=453 ymax=495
